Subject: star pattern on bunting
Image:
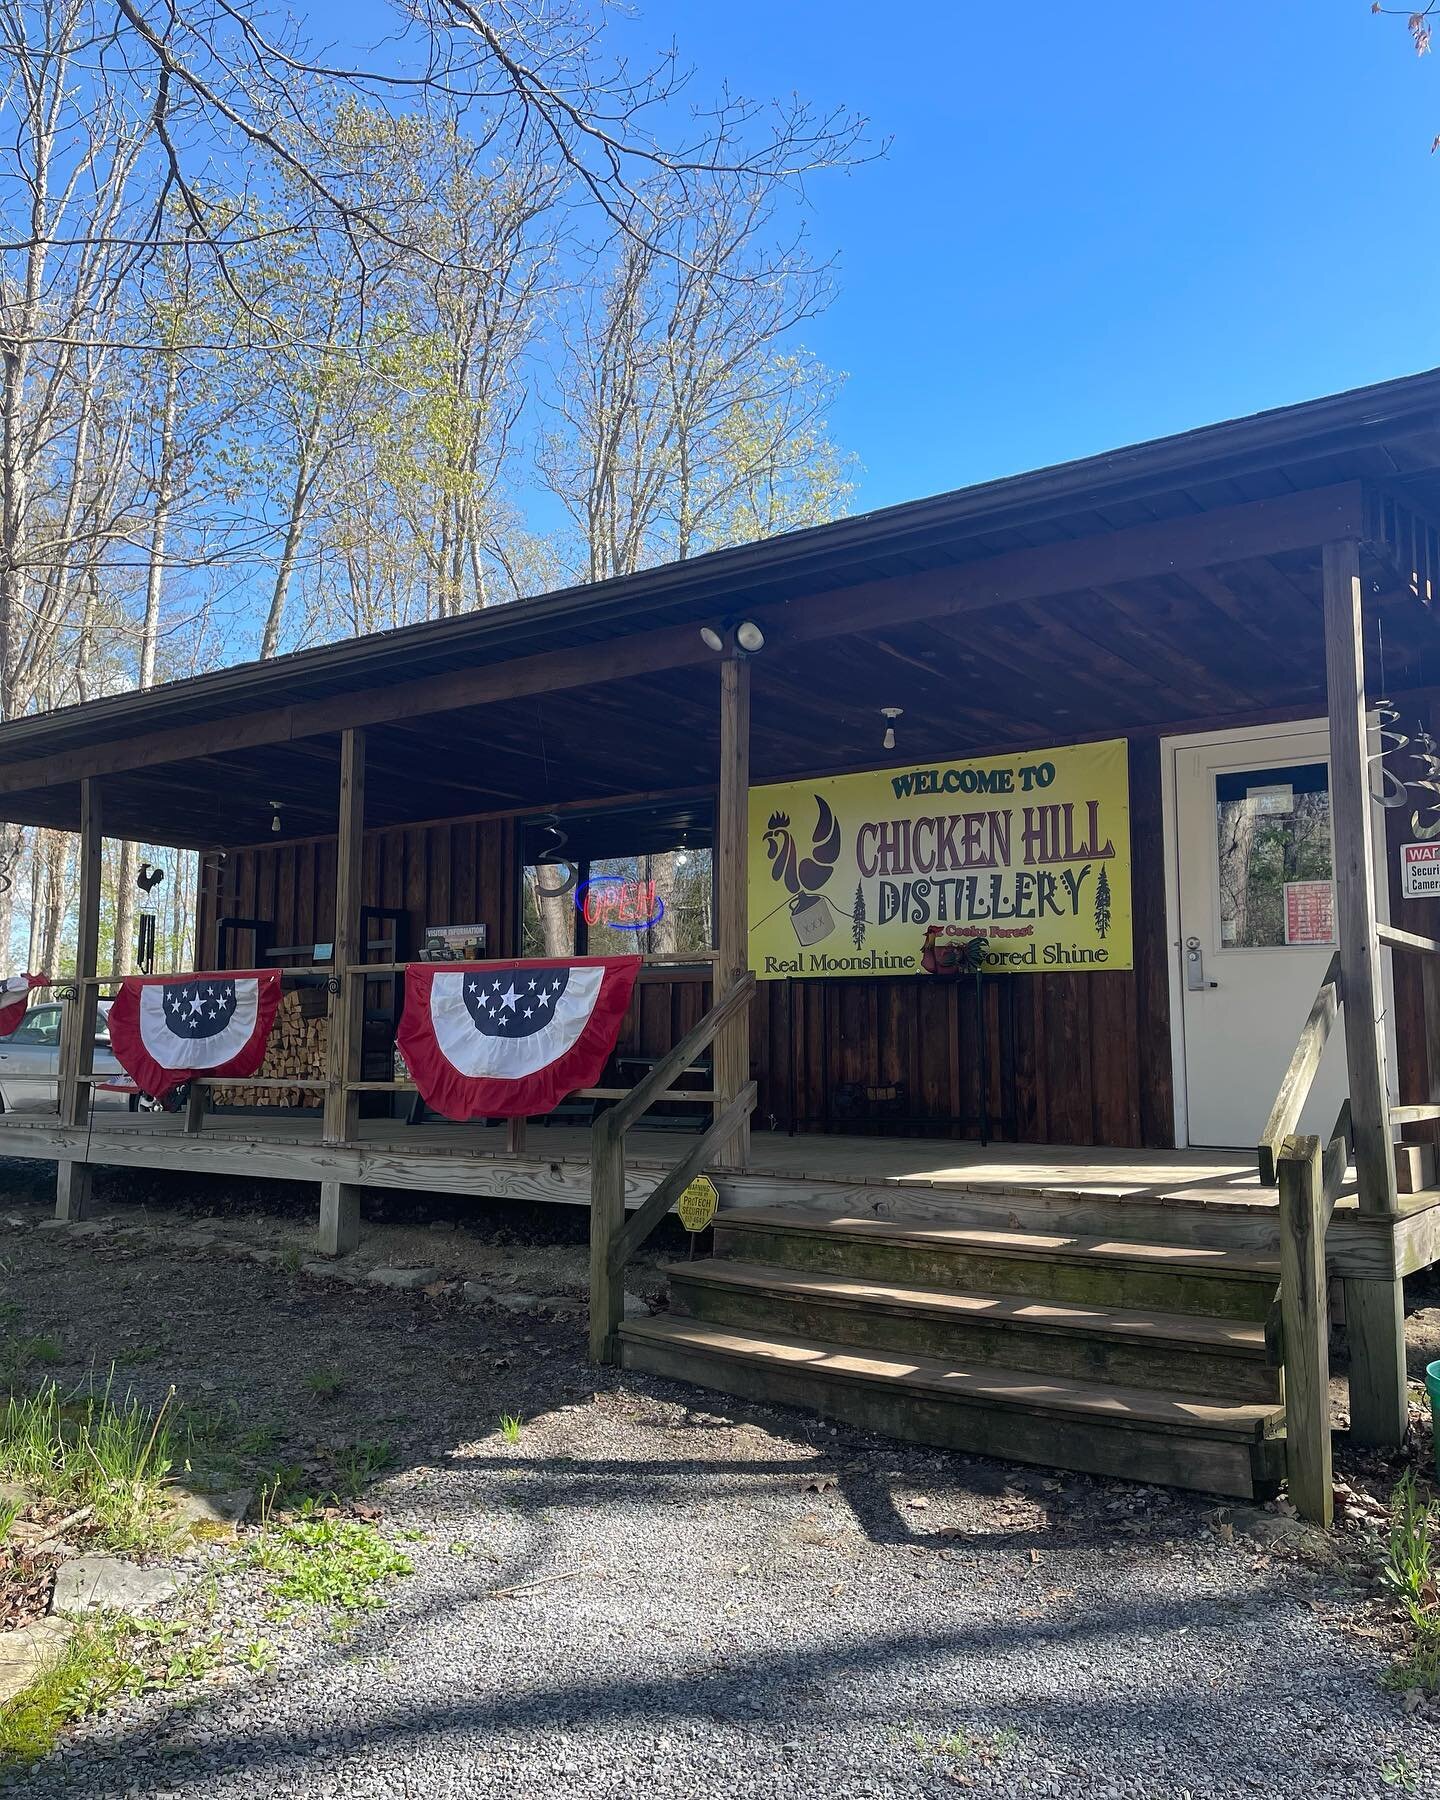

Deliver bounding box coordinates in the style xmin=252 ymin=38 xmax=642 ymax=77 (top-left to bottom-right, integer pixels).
xmin=461 ymin=967 xmax=569 ymax=1039
xmin=160 ymin=978 xmax=238 ymax=1040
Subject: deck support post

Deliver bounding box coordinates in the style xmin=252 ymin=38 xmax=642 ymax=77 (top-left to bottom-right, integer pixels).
xmin=318 ymin=1180 xmax=362 ymax=1257
xmin=55 ymin=778 xmax=102 ymax=1220
xmin=1323 ymin=537 xmax=1406 ymax=1446
xmin=1277 ymin=1134 xmax=1333 ymax=1525
xmin=713 ymin=651 xmax=751 ymax=1170
xmin=54 ymin=1160 xmax=94 ymax=1223
xmin=323 ymin=728 xmax=366 ymax=1153
xmin=589 ymin=1125 xmax=625 ymax=1364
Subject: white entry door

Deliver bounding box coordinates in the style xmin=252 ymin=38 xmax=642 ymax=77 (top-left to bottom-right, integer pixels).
xmin=1170 ymin=724 xmax=1390 ymax=1150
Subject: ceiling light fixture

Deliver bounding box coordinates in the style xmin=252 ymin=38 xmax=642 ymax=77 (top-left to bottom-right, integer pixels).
xmin=699 ymin=626 xmax=725 ymax=653
xmin=269 ymin=800 xmax=283 ymax=835
xmin=734 ymin=620 xmax=765 ymax=654
xmin=881 ymin=706 xmax=904 ymax=752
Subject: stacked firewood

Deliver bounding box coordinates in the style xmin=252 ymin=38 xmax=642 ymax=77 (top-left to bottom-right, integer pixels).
xmin=222 ymin=989 xmax=327 ymax=1108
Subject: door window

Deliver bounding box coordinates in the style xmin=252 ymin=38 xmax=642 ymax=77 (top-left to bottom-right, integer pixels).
xmin=1214 ymin=761 xmax=1334 ymax=949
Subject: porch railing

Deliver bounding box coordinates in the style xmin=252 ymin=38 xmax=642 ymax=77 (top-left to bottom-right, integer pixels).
xmin=1274 ymin=1131 xmax=1345 ymax=1527
xmin=1256 ymin=951 xmax=1342 ymax=1186
xmin=588 ymin=971 xmax=756 ymax=1364
xmin=60 ymin=952 xmax=724 ymax=1145
xmin=1256 ymin=953 xmax=1353 ymax=1526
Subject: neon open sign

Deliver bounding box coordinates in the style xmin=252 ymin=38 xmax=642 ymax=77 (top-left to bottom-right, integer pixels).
xmin=574 ymin=876 xmax=665 ymax=933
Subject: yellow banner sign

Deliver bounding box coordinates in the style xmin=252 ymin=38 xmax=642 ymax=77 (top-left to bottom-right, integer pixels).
xmin=748 ymin=739 xmax=1132 ymax=980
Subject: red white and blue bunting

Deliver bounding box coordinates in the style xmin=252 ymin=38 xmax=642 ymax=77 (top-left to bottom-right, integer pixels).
xmin=397 ymin=957 xmax=640 ymax=1121
xmin=107 ymin=969 xmax=282 ymax=1100
xmin=0 ymin=974 xmax=47 ymax=1038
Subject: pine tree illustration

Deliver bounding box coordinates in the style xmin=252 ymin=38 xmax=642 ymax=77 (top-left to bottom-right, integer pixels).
xmin=1094 ymin=867 xmax=1112 ymax=939
xmin=852 ymin=881 xmax=867 ymax=948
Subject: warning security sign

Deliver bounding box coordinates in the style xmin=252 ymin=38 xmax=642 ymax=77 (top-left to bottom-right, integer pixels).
xmin=1401 ymin=842 xmax=1440 ymax=899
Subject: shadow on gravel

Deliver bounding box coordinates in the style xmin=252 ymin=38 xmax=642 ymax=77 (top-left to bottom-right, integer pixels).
xmin=26 ymin=1581 xmax=1382 ymax=1794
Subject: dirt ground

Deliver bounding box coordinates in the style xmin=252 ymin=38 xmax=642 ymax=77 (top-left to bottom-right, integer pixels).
xmin=1 ymin=1165 xmax=1440 ymax=1797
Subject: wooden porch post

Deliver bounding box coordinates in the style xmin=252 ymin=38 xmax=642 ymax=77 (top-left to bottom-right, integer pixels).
xmin=56 ymin=777 xmax=102 ymax=1220
xmin=714 ymin=651 xmax=751 ymax=1169
xmin=1323 ymin=537 xmax=1407 ymax=1447
xmin=320 ymin=729 xmax=366 ymax=1250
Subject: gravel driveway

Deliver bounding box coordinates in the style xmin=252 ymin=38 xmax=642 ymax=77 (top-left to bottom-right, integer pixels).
xmin=1 ymin=1185 xmax=1438 ymax=1800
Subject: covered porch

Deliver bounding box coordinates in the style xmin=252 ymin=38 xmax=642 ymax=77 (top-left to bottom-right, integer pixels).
xmin=9 ymin=371 xmax=1440 ymax=1503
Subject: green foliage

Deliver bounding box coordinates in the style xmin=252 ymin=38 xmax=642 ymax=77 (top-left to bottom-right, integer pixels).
xmin=1381 ymin=1754 xmax=1419 ymax=1793
xmin=1381 ymin=1473 xmax=1440 ymax=1694
xmin=332 ymin=1438 xmax=395 ymax=1499
xmin=0 ymin=1615 xmax=224 ymax=1771
xmin=247 ymin=1504 xmax=413 ymax=1611
xmin=304 ymin=1367 xmax=345 ymax=1401
xmin=498 ymin=1414 xmax=523 ymax=1445
xmin=0 ymin=1379 xmax=178 ymax=1554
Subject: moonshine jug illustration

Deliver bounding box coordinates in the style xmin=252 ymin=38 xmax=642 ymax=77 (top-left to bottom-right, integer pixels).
xmin=764 ymin=798 xmax=843 ymax=947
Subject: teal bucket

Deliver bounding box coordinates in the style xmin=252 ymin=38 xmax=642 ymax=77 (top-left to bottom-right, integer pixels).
xmin=1429 ymin=1361 xmax=1440 ymax=1480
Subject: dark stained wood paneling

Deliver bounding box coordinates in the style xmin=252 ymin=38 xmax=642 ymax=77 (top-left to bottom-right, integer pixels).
xmin=1129 ymin=736 xmax=1177 ymax=1148
xmin=195 ymin=737 xmax=1183 ymax=1150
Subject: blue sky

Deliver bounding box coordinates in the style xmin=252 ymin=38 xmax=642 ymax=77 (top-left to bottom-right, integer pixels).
xmin=309 ymin=1 xmax=1440 ymax=512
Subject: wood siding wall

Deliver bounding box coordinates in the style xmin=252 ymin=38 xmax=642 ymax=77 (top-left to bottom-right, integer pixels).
xmin=196 ymin=739 xmax=1177 ymax=1150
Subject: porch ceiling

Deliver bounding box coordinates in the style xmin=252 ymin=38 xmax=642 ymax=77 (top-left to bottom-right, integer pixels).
xmin=8 ymin=537 xmax=1428 ymax=849
xmin=8 ymin=367 xmax=1440 ymax=847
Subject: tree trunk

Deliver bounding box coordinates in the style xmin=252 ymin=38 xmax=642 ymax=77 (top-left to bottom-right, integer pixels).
xmin=113 ymin=351 xmax=180 ymax=975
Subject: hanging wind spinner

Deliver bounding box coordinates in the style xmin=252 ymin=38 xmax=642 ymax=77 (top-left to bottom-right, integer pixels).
xmin=1408 ymin=725 xmax=1440 ymax=841
xmin=1369 ymin=699 xmax=1411 ymax=810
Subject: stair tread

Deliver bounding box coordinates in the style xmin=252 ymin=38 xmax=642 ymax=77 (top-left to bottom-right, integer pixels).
xmin=623 ymin=1316 xmax=1285 ymax=1439
xmin=718 ymin=1207 xmax=1281 ymax=1276
xmin=667 ymin=1259 xmax=1270 ymax=1354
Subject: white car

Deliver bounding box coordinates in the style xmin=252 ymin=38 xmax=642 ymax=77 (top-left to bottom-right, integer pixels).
xmin=0 ymin=1000 xmax=137 ymax=1113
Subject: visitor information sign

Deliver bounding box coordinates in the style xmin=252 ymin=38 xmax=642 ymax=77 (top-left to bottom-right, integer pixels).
xmin=747 ymin=739 xmax=1133 ymax=980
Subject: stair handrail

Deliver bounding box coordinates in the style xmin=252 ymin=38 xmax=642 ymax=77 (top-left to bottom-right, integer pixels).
xmin=589 ymin=972 xmax=756 ymax=1363
xmin=1257 ymin=951 xmax=1343 ymax=1185
xmin=1275 ymin=1128 xmax=1345 ymax=1526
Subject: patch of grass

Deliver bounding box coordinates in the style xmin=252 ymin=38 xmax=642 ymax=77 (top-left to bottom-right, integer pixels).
xmin=332 ymin=1438 xmax=394 ymax=1500
xmin=895 ymin=1722 xmax=1017 ymax=1765
xmin=1381 ymin=1753 xmax=1419 ymax=1793
xmin=0 ymin=1494 xmax=20 ymax=1546
xmin=279 ymin=1246 xmax=303 ymax=1274
xmin=1380 ymin=1473 xmax=1440 ymax=1695
xmin=0 ymin=1378 xmax=178 ymax=1555
xmin=498 ymin=1414 xmax=523 ymax=1445
xmin=0 ymin=1615 xmax=222 ymax=1772
xmin=304 ymin=1368 xmax=345 ymax=1401
xmin=0 ymin=1305 xmax=63 ymax=1382
xmin=247 ymin=1503 xmax=412 ymax=1612
xmin=236 ymin=1421 xmax=283 ymax=1461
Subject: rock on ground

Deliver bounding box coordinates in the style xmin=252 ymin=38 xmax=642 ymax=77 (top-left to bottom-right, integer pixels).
xmin=49 ymin=1555 xmax=182 ymax=1617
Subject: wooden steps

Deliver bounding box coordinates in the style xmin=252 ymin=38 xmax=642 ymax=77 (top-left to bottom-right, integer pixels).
xmin=668 ymin=1259 xmax=1281 ymax=1401
xmin=618 ymin=1203 xmax=1289 ymax=1499
xmin=622 ymin=1317 xmax=1285 ymax=1499
xmin=713 ymin=1208 xmax=1281 ymax=1320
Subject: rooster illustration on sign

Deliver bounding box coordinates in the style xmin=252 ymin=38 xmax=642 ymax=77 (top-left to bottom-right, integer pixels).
xmin=764 ymin=796 xmax=843 ymax=945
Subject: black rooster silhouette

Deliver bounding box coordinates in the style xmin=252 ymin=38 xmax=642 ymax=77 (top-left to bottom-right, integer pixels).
xmin=764 ymin=797 xmax=842 ymax=897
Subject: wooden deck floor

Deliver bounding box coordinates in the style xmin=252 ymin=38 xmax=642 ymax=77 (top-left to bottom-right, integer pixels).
xmin=4 ymin=1107 xmax=1430 ymax=1277
xmin=0 ymin=1105 xmax=1290 ymax=1205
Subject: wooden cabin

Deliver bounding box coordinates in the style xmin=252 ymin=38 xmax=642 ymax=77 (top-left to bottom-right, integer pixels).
xmin=7 ymin=369 xmax=1440 ymax=1514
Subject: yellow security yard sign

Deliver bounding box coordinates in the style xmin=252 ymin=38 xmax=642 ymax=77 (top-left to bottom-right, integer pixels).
xmin=676 ymin=1175 xmax=719 ymax=1233
xmin=747 ymin=739 xmax=1132 ymax=980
